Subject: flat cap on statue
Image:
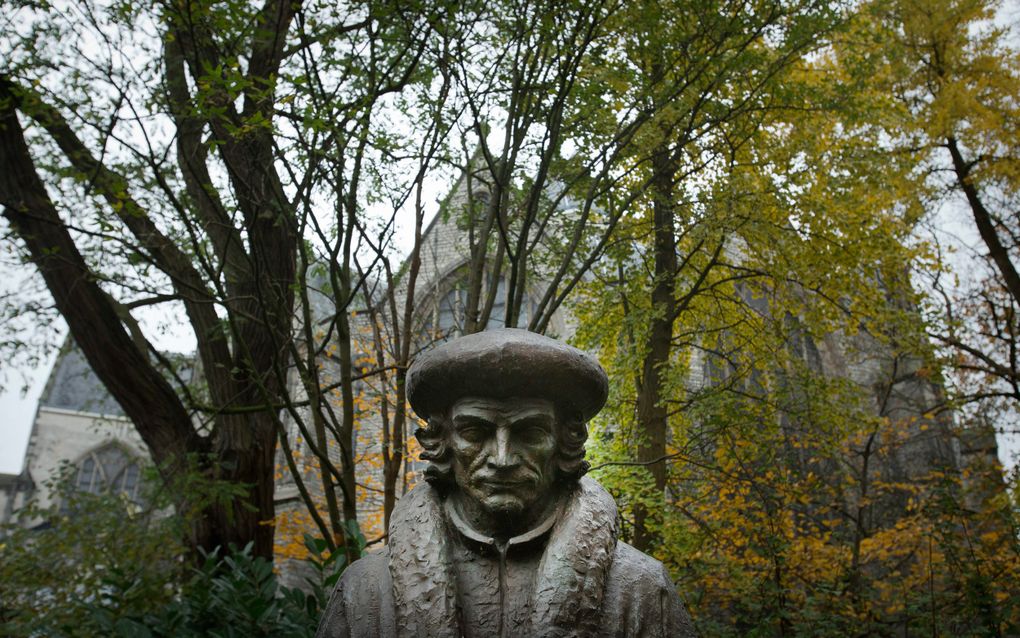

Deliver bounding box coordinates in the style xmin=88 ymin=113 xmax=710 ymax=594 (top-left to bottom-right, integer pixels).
xmin=407 ymin=328 xmax=609 ymax=422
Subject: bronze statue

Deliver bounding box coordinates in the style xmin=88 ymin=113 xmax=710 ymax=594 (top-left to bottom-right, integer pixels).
xmin=317 ymin=328 xmax=697 ymax=637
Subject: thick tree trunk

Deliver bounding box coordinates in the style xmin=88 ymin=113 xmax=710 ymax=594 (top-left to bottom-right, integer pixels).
xmin=1 ymin=81 xmax=281 ymax=562
xmin=199 ymin=412 xmax=279 ymax=559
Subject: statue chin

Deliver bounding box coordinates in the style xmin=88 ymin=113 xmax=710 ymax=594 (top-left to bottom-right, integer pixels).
xmin=456 ymin=490 xmax=548 ymax=536
xmin=480 ymin=494 xmax=528 ymax=518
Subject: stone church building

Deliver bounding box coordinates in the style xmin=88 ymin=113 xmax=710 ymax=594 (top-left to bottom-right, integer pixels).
xmin=0 ymin=344 xmax=147 ymax=528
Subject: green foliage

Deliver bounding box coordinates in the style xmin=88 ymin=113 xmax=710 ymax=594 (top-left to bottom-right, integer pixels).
xmin=580 ymin=282 xmax=1020 ymax=635
xmin=303 ymin=520 xmax=366 ymax=599
xmin=569 ymin=0 xmax=1020 ymax=632
xmin=85 ymin=544 xmax=326 ymax=638
xmin=0 ymin=467 xmax=348 ymax=637
xmin=0 ymin=467 xmax=184 ymax=636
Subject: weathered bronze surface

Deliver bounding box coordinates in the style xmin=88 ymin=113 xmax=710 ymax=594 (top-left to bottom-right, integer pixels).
xmin=316 ymin=328 xmax=697 ymax=637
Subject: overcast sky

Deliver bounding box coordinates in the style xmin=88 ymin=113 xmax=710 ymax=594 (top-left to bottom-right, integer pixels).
xmin=0 ymin=363 xmax=49 ymax=474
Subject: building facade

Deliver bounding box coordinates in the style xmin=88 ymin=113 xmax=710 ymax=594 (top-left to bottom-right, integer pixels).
xmin=0 ymin=343 xmax=147 ymax=530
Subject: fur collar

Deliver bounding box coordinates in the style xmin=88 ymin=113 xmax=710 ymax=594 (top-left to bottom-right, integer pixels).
xmin=387 ymin=477 xmax=619 ymax=638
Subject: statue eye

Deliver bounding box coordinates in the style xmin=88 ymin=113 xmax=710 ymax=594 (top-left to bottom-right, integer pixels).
xmin=458 ymin=425 xmax=488 ymax=442
xmin=521 ymin=425 xmax=549 ymax=443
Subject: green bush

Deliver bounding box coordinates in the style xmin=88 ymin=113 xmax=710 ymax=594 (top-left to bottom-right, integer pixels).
xmin=0 ymin=469 xmax=183 ymax=636
xmin=1 ymin=468 xmax=351 ymax=637
xmin=86 ymin=543 xmax=330 ymax=638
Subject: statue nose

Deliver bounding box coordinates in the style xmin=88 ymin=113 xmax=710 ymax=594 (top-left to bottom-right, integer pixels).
xmin=490 ymin=427 xmax=520 ymax=468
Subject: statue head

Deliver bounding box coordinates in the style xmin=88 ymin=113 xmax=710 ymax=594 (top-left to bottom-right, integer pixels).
xmin=407 ymin=329 xmax=608 ymax=533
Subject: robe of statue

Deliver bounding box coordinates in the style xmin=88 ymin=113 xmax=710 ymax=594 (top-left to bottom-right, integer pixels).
xmin=316 ymin=477 xmax=698 ymax=638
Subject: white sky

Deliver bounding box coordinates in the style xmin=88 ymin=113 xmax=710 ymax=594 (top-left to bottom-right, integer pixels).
xmin=0 ymin=361 xmax=50 ymax=474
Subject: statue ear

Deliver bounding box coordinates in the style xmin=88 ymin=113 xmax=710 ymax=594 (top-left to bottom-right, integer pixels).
xmin=416 ymin=415 xmax=455 ymax=487
xmin=415 ymin=418 xmax=445 ymax=458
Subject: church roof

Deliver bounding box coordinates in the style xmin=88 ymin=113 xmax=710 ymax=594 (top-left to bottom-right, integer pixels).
xmin=38 ymin=344 xmax=125 ymax=417
xmin=37 ymin=339 xmax=197 ymax=418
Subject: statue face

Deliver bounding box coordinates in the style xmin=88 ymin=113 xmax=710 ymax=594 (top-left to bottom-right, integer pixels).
xmin=448 ymin=396 xmax=558 ymax=525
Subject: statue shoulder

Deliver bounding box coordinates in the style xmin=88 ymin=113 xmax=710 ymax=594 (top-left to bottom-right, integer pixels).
xmin=610 ymin=541 xmax=672 ymax=587
xmin=340 ymin=547 xmax=390 ymax=583
xmin=316 ymin=550 xmax=394 ymax=638
xmin=389 ymin=482 xmax=443 ymax=528
xmin=602 ymin=542 xmax=699 ymax=638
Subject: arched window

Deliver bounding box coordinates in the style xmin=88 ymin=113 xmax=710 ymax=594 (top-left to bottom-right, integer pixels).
xmin=72 ymin=443 xmax=143 ymax=502
xmin=434 ymin=275 xmax=531 ymax=336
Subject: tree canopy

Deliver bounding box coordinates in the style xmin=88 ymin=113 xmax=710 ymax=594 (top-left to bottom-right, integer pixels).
xmin=1 ymin=0 xmax=1019 ymax=633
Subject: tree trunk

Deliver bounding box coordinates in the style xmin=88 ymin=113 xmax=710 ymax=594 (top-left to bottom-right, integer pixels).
xmin=0 ymin=88 xmax=281 ymax=561
xmin=199 ymin=412 xmax=278 ymax=559
xmin=632 ymin=139 xmax=677 ymax=551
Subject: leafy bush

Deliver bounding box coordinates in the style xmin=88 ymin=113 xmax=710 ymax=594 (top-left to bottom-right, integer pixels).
xmin=86 ymin=543 xmax=332 ymax=638
xmin=1 ymin=468 xmax=353 ymax=637
xmin=0 ymin=468 xmax=184 ymax=636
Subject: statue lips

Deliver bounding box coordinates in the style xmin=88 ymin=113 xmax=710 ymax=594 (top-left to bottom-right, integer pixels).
xmin=485 ymin=479 xmax=525 ymax=491
xmin=478 ymin=473 xmax=533 ymax=493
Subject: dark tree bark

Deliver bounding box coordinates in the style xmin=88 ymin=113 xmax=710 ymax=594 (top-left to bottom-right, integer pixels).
xmin=632 ymin=136 xmax=678 ymax=551
xmin=0 ymin=84 xmax=280 ymax=559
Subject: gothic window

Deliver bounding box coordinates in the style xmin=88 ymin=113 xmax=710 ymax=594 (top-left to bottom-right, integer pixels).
xmin=434 ymin=276 xmax=531 ymax=336
xmin=72 ymin=443 xmax=143 ymax=502
xmin=437 ymin=282 xmax=505 ymax=333
xmin=436 ymin=286 xmax=463 ymax=333
xmin=471 ymin=188 xmax=491 ymax=207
